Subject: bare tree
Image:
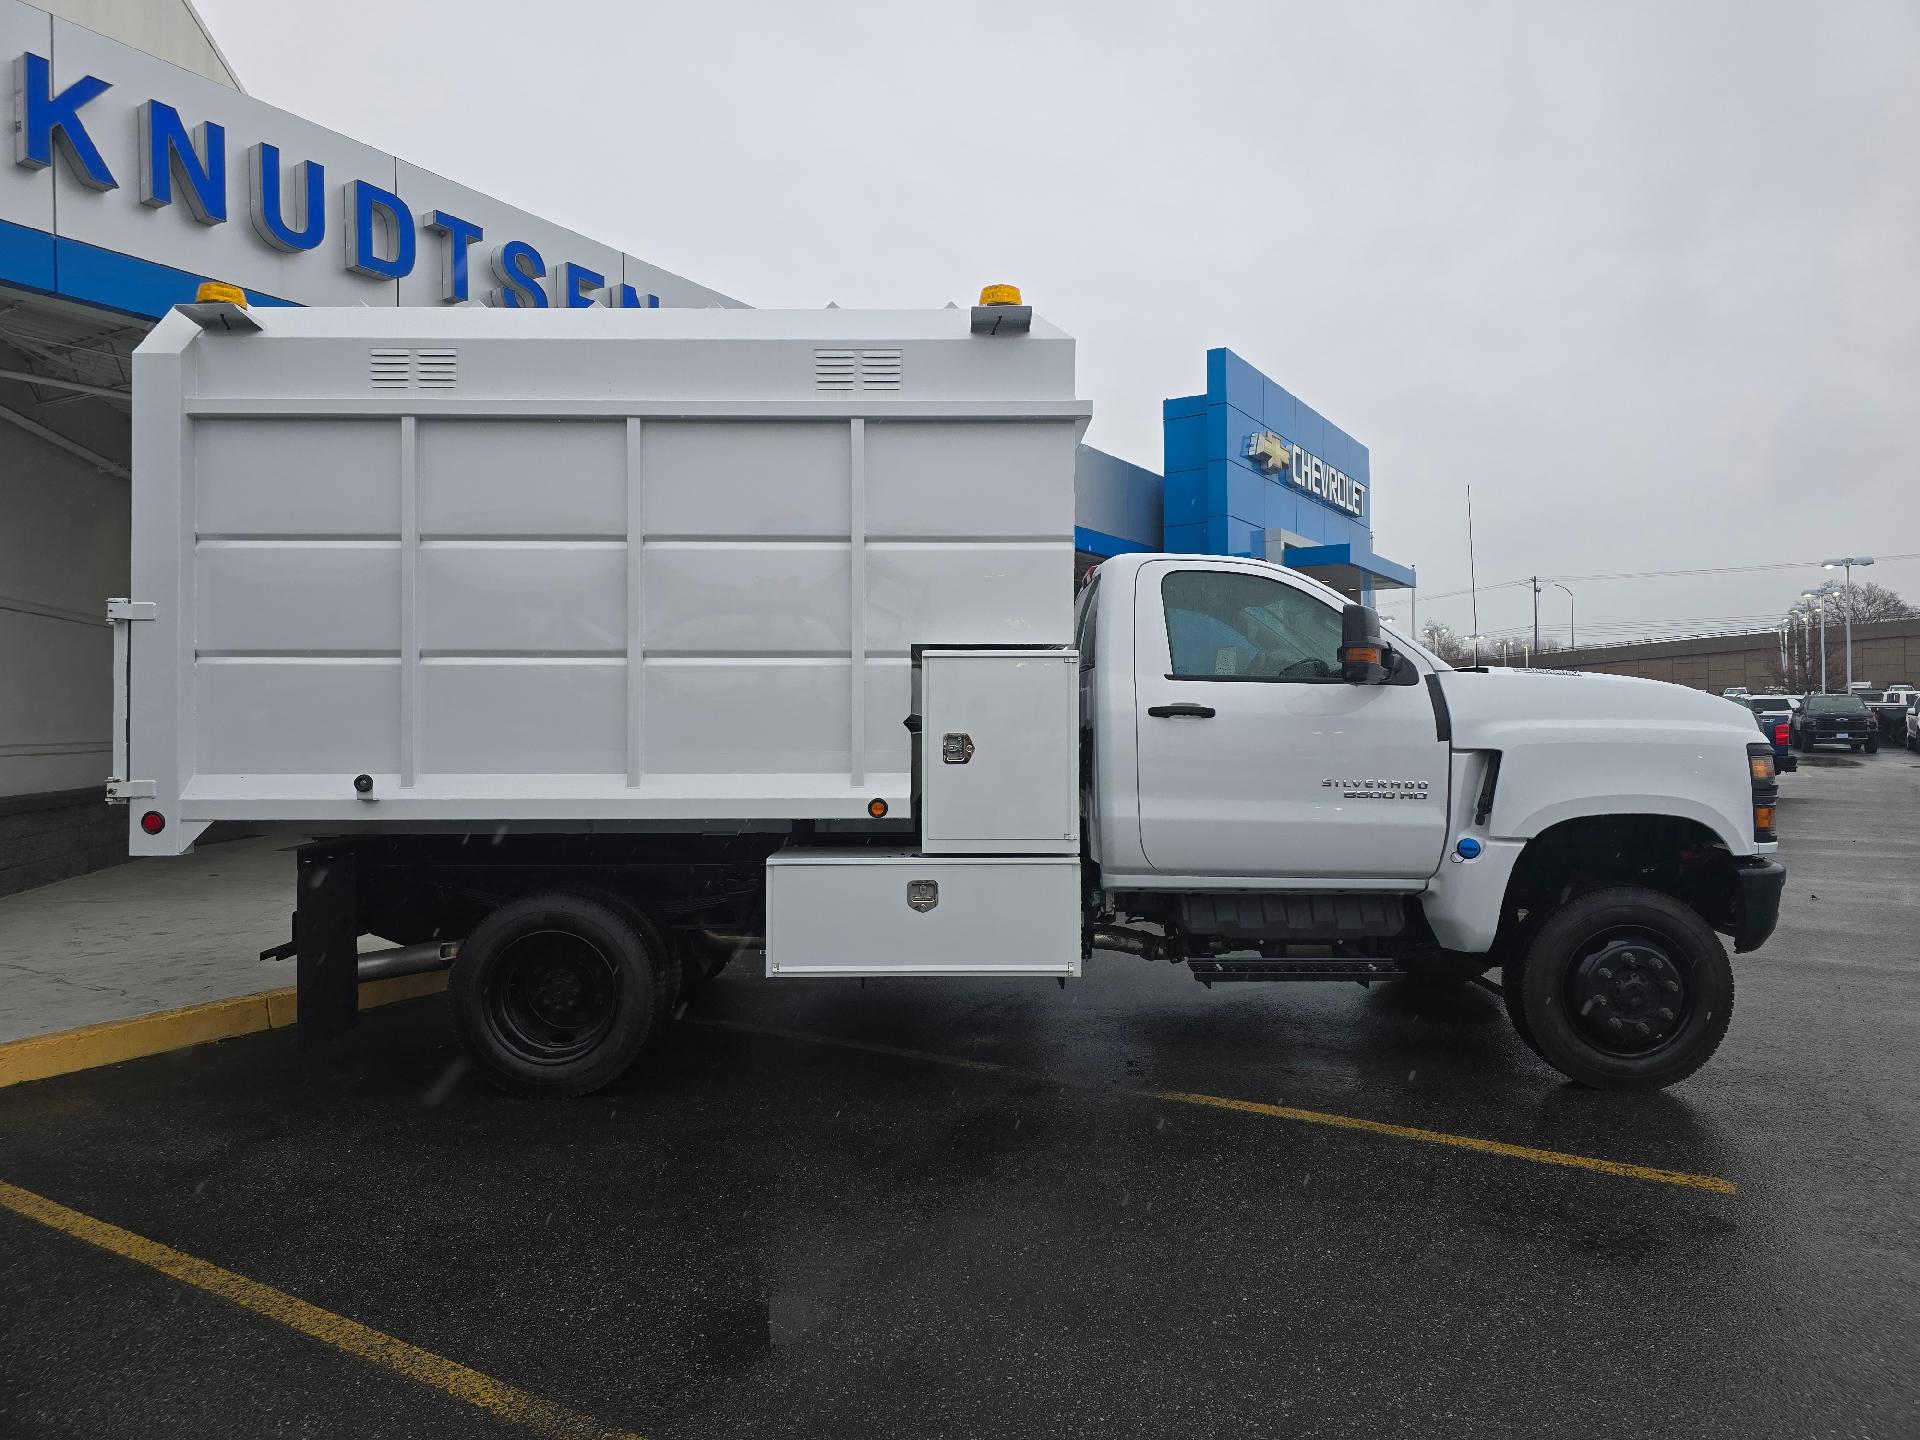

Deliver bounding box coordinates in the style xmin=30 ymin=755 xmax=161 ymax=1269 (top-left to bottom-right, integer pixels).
xmin=1831 ymin=580 xmax=1914 ymax=623
xmin=1419 ymin=621 xmax=1474 ymax=666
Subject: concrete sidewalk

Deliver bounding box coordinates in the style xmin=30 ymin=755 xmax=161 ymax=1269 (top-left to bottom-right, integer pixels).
xmin=0 ymin=835 xmax=303 ymax=1044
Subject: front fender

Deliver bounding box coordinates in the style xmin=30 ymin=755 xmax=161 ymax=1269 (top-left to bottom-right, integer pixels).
xmin=1487 ymin=733 xmax=1762 ymax=858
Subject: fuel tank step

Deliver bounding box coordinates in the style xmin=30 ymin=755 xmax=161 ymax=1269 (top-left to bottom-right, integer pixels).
xmin=1187 ymin=956 xmax=1407 ymax=986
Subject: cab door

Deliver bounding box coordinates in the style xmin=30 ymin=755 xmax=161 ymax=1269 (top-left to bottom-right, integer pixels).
xmin=1131 ymin=559 xmax=1449 ymax=883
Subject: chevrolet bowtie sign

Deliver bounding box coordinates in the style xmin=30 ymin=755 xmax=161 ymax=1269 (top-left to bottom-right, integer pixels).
xmin=1244 ymin=431 xmax=1367 ymax=519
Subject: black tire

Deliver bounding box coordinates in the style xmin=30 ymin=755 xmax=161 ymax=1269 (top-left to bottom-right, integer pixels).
xmin=1500 ymin=952 xmax=1545 ymax=1061
xmin=450 ymin=893 xmax=662 ymax=1097
xmin=1518 ymin=887 xmax=1732 ymax=1090
xmin=1865 ymin=735 xmax=1879 ymax=754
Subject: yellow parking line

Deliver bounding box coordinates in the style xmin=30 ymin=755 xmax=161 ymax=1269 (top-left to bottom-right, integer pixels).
xmin=0 ymin=971 xmax=449 ymax=1090
xmin=1156 ymin=1091 xmax=1736 ymax=1194
xmin=689 ymin=1017 xmax=1736 ymax=1196
xmin=0 ymin=1178 xmax=640 ymax=1440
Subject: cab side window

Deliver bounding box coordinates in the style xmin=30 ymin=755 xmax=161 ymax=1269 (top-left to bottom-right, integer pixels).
xmin=1162 ymin=569 xmax=1344 ymax=682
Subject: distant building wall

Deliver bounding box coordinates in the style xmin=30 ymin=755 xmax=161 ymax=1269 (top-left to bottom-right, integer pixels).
xmin=1553 ymin=618 xmax=1920 ymax=692
xmin=1074 ymin=445 xmax=1163 ymax=557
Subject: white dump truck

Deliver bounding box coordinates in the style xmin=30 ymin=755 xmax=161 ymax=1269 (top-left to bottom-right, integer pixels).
xmin=115 ymin=294 xmax=1784 ymax=1094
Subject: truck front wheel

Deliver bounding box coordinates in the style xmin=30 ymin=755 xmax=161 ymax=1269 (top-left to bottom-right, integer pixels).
xmin=1516 ymin=887 xmax=1733 ymax=1090
xmin=450 ymin=893 xmax=664 ymax=1097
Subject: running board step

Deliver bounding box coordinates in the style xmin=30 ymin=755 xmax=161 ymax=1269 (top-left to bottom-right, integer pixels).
xmin=1188 ymin=957 xmax=1407 ymax=986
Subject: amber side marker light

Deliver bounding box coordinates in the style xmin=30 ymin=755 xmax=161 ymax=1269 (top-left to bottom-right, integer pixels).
xmin=868 ymin=798 xmax=889 ymax=818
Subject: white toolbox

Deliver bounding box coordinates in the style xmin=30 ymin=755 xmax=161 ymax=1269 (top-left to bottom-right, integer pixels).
xmin=765 ymin=850 xmax=1081 ymax=977
xmin=918 ymin=648 xmax=1080 ymax=855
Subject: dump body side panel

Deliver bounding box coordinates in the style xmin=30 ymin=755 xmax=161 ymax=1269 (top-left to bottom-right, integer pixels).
xmin=127 ymin=308 xmax=1086 ymax=853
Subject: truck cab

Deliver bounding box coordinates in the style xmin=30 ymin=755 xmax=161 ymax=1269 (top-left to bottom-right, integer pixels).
xmin=1077 ymin=552 xmax=1783 ymax=1088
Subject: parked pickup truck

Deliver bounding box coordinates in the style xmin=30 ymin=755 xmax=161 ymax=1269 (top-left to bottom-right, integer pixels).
xmin=1791 ymin=694 xmax=1879 ymax=752
xmin=1729 ymin=695 xmax=1797 ymax=772
xmin=113 ymin=298 xmax=1786 ymax=1096
xmin=1857 ymin=691 xmax=1910 ymax=742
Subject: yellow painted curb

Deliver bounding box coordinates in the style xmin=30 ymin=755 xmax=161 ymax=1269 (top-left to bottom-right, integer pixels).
xmin=0 ymin=970 xmax=449 ymax=1090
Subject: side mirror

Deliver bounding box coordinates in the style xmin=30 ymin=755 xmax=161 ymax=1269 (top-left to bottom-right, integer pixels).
xmin=1339 ymin=603 xmax=1391 ymax=684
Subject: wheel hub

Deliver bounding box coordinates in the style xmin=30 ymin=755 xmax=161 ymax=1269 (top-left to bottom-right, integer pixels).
xmin=1566 ymin=936 xmax=1686 ymax=1053
xmin=492 ymin=931 xmax=620 ymax=1064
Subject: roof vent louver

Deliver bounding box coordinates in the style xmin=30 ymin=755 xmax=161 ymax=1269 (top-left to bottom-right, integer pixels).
xmin=369 ymin=348 xmax=410 ymax=389
xmin=814 ymin=349 xmax=857 ymax=391
xmin=815 ymin=348 xmax=903 ymax=392
xmin=414 ymin=348 xmax=458 ymax=389
xmin=859 ymin=349 xmax=902 ymax=390
xmin=370 ymin=347 xmax=459 ymax=390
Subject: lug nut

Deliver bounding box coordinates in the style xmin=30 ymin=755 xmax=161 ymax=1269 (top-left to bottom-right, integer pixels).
xmin=1664 ymin=980 xmax=1680 ymax=994
xmin=1597 ymin=968 xmax=1612 ymax=981
xmin=1658 ymin=1007 xmax=1674 ymax=1021
xmin=1635 ymin=1021 xmax=1650 ymax=1035
xmin=1608 ymin=1017 xmax=1623 ymax=1030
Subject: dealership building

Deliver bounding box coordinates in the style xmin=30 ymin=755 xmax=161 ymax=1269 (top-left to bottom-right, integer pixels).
xmin=0 ymin=0 xmax=1411 ymax=892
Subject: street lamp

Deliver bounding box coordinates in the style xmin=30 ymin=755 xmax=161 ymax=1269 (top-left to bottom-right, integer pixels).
xmin=1551 ymin=582 xmax=1574 ymax=647
xmin=1802 ymin=587 xmax=1836 ymax=694
xmin=1821 ymin=556 xmax=1874 ymax=690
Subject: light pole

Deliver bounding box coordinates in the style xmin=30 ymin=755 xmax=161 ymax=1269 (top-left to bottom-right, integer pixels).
xmin=1802 ymin=588 xmax=1833 ymax=693
xmin=1552 ymin=582 xmax=1574 ymax=648
xmin=1821 ymin=556 xmax=1874 ymax=690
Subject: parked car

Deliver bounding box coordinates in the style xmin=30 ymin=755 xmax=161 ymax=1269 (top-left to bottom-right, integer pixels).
xmin=1730 ymin=695 xmax=1797 ymax=772
xmin=1791 ymin=693 xmax=1879 ymax=753
xmin=1905 ymin=695 xmax=1920 ymax=752
xmin=1858 ymin=690 xmax=1910 ymax=741
xmin=1722 ymin=686 xmax=1751 ymax=698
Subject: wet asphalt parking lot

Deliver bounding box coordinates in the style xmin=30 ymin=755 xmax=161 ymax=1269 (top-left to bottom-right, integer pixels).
xmin=1 ymin=747 xmax=1915 ymax=1439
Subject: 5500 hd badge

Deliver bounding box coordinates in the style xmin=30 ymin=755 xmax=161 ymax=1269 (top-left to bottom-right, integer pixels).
xmin=1321 ymin=779 xmax=1431 ymax=800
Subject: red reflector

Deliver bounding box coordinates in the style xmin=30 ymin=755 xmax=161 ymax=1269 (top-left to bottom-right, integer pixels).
xmin=140 ymin=810 xmax=165 ymax=835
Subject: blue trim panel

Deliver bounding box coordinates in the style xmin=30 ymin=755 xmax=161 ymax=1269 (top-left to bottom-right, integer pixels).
xmin=1283 ymin=541 xmax=1416 ymax=590
xmin=0 ymin=222 xmax=295 ymax=319
xmin=1075 ymin=525 xmax=1156 ymax=558
xmin=0 ymin=218 xmax=57 ymax=293
xmin=52 ymin=236 xmax=294 ymax=318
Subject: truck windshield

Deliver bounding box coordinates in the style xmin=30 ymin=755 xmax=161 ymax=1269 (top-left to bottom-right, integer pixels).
xmin=1806 ymin=695 xmax=1867 ymax=713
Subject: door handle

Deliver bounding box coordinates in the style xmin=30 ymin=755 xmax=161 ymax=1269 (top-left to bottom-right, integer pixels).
xmin=1147 ymin=703 xmax=1216 ymax=718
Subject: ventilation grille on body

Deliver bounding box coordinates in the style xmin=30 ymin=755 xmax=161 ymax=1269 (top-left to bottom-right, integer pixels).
xmin=814 ymin=348 xmax=903 ymax=392
xmin=370 ymin=347 xmax=459 ymax=390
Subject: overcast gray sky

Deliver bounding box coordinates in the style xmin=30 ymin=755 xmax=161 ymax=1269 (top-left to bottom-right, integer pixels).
xmin=196 ymin=0 xmax=1920 ymax=650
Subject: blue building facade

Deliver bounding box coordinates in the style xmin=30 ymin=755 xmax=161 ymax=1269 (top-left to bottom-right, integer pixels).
xmin=1163 ymin=349 xmax=1413 ymax=603
xmin=1073 ymin=348 xmax=1413 ymax=605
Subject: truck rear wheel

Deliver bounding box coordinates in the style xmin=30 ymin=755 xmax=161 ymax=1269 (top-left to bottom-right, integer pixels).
xmin=1516 ymin=887 xmax=1733 ymax=1091
xmin=450 ymin=893 xmax=663 ymax=1097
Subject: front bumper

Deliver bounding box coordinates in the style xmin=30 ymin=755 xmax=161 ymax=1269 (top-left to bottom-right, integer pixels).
xmin=1731 ymin=859 xmax=1786 ymax=953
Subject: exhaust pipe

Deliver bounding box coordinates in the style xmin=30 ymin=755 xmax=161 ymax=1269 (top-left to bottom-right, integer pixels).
xmin=356 ymin=940 xmax=460 ymax=983
xmin=1090 ymin=925 xmax=1175 ymax=962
